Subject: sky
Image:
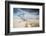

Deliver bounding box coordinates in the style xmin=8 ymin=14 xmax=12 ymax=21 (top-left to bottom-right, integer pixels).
xmin=13 ymin=8 xmax=39 ymax=21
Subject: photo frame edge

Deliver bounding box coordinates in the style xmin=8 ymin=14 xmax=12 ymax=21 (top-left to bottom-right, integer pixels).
xmin=5 ymin=1 xmax=45 ymax=35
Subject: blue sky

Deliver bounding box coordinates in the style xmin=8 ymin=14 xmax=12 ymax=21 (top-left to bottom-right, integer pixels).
xmin=13 ymin=8 xmax=39 ymax=20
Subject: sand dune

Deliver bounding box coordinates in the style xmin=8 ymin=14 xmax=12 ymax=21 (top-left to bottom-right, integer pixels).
xmin=13 ymin=16 xmax=39 ymax=28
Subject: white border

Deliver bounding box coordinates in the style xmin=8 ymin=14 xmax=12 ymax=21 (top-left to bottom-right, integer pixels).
xmin=10 ymin=4 xmax=43 ymax=32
